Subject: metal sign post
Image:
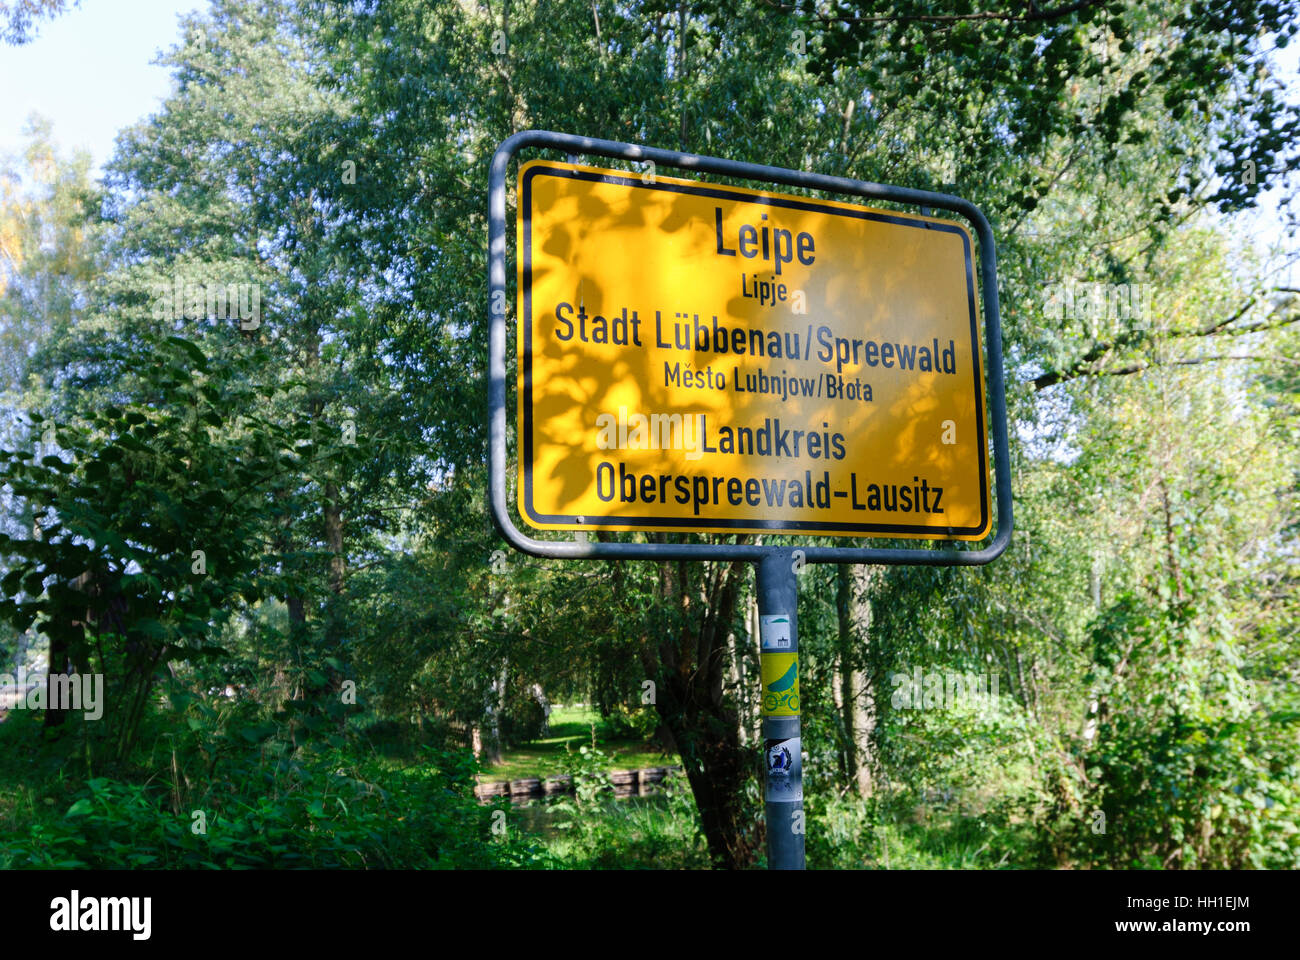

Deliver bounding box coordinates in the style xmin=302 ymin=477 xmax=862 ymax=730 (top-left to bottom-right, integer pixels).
xmin=757 ymin=549 xmax=803 ymax=869
xmin=487 ymin=130 xmax=1012 ymax=869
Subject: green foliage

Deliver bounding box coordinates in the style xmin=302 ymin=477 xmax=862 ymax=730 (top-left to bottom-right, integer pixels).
xmin=805 ymin=790 xmax=1034 ymax=870
xmin=598 ymin=702 xmax=661 ymax=742
xmin=0 ymin=333 xmax=358 ymax=757
xmin=0 ymin=0 xmax=75 ymax=45
xmin=563 ymin=742 xmax=615 ymax=806
xmin=543 ymin=771 xmax=708 ymax=869
xmin=0 ymin=746 xmax=545 ymax=869
xmin=1042 ymin=591 xmax=1300 ymax=869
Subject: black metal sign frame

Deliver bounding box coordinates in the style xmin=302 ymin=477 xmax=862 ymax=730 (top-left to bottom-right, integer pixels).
xmin=488 ymin=129 xmax=1013 ymax=566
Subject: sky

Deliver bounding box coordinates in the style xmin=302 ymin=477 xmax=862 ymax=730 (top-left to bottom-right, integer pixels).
xmin=0 ymin=0 xmax=205 ymax=169
xmin=0 ymin=0 xmax=1296 ymax=271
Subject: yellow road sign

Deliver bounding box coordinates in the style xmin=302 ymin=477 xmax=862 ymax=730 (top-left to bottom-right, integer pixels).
xmin=517 ymin=160 xmax=990 ymax=539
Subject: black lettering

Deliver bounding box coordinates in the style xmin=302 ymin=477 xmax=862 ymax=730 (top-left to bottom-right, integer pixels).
xmin=555 ymin=301 xmax=574 ymax=341
xmin=867 ymin=483 xmax=881 ymax=511
xmin=816 ymin=325 xmax=834 ymax=363
xmin=739 ymin=224 xmax=758 ymax=258
xmin=773 ymin=229 xmax=793 ymax=275
xmin=693 ymin=476 xmax=709 ymax=514
xmin=715 ymin=208 xmax=736 ymax=256
xmin=773 ymin=421 xmax=792 ymax=457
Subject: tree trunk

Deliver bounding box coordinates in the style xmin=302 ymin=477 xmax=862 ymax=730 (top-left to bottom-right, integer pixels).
xmin=479 ymin=713 xmax=503 ymax=767
xmin=43 ymin=630 xmax=71 ymax=730
xmin=324 ymin=481 xmax=345 ymax=596
xmin=836 ymin=565 xmax=875 ymax=797
xmin=655 ymin=669 xmax=756 ymax=867
xmin=478 ymin=661 xmax=507 ymax=765
xmin=849 ymin=667 xmax=873 ymax=797
xmin=727 ymin=623 xmax=749 ymax=748
xmin=281 ymin=594 xmax=305 ymax=705
xmin=643 ymin=550 xmax=760 ymax=868
xmin=12 ymin=625 xmax=26 ymax=675
xmin=831 ymin=659 xmax=848 ymax=784
xmin=323 ymin=479 xmax=346 ymax=712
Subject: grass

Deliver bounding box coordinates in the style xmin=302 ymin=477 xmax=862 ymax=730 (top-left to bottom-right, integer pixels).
xmin=3 ymin=701 xmax=1047 ymax=869
xmin=476 ymin=705 xmax=678 ymax=782
xmin=533 ymin=779 xmax=711 ymax=869
xmin=803 ymin=787 xmax=1036 ymax=869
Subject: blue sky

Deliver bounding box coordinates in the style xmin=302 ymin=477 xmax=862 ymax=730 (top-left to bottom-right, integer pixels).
xmin=0 ymin=0 xmax=205 ymax=169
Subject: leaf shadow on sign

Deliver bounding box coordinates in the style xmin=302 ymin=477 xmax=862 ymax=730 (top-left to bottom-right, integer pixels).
xmin=709 ymin=207 xmax=958 ymax=514
xmin=530 ymin=183 xmax=701 ymax=516
xmin=534 ymin=271 xmax=619 ymax=511
xmin=529 ymin=180 xmax=988 ymax=523
xmin=713 ymin=210 xmax=975 ymax=528
xmin=878 ymin=230 xmax=973 ymax=520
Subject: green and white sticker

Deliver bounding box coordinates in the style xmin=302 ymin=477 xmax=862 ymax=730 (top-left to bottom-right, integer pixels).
xmin=760 ymin=614 xmax=792 ymax=651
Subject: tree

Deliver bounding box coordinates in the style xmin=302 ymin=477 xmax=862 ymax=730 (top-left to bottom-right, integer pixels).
xmin=0 ymin=335 xmax=349 ymax=759
xmin=0 ymin=0 xmax=77 ymax=45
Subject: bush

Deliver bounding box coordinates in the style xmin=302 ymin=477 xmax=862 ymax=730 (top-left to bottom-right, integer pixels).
xmin=543 ymin=770 xmax=708 ymax=869
xmin=0 ymin=744 xmax=551 ymax=869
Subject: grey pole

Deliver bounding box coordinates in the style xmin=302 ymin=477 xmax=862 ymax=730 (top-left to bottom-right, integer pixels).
xmin=757 ymin=549 xmax=804 ymax=870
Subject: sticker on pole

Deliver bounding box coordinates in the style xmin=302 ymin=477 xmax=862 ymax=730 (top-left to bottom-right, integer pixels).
xmin=760 ymin=653 xmax=799 ymax=716
xmin=765 ymin=737 xmax=803 ymax=803
xmin=516 ymin=160 xmax=991 ymax=539
xmin=760 ymin=614 xmax=792 ymax=651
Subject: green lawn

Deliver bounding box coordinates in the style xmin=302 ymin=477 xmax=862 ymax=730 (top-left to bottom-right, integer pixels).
xmin=476 ymin=705 xmax=678 ymax=782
